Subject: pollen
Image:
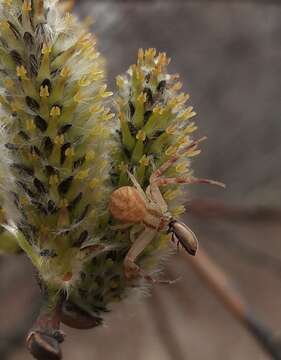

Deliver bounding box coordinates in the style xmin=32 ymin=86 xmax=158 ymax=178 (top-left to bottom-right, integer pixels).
xmin=65 ymin=147 xmax=75 ymax=158
xmin=54 ymin=135 xmax=64 ymax=145
xmin=171 ymin=205 xmax=186 ymax=217
xmin=60 ymin=67 xmax=71 ymax=78
xmin=50 ymin=106 xmax=61 ymax=117
xmin=89 ymin=178 xmax=100 ymax=189
xmin=166 ymin=124 xmax=177 ymax=135
xmin=75 ymin=169 xmax=89 ymax=180
xmin=79 ymin=76 xmax=91 ymax=87
xmin=26 ymin=119 xmax=35 ymax=131
xmin=42 ymin=44 xmax=52 ymax=55
xmin=49 ymin=175 xmax=59 ymax=186
xmin=85 ymin=150 xmax=96 ymax=161
xmin=139 ymin=155 xmax=149 ymax=167
xmin=136 ymin=130 xmax=146 ymax=142
xmin=165 ymin=145 xmax=177 ymax=157
xmin=40 ymin=85 xmax=50 ymax=98
xmin=22 ymin=0 xmax=32 ymax=12
xmin=16 ymin=66 xmax=28 ymax=79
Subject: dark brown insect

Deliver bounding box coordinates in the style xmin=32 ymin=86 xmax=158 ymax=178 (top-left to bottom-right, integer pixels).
xmin=168 ymin=219 xmax=198 ymax=256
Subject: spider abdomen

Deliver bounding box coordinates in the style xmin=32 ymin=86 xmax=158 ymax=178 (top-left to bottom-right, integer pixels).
xmin=109 ymin=186 xmax=147 ymax=223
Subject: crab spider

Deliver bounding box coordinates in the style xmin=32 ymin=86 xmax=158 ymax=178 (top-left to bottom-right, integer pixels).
xmin=109 ymin=137 xmax=225 ymax=280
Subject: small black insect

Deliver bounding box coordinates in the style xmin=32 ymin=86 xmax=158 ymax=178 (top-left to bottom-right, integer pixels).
xmin=39 ymin=249 xmax=57 ymax=258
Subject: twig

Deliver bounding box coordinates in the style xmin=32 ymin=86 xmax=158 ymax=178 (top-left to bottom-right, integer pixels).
xmin=185 ymin=248 xmax=281 ymax=359
xmin=188 ymin=198 xmax=281 ymax=223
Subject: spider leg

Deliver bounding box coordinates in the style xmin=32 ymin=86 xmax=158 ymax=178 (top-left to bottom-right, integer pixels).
xmin=110 ymin=223 xmax=133 ymax=231
xmin=124 ymin=228 xmax=156 ymax=280
xmin=150 ymin=136 xmax=207 ymax=182
xmin=127 ymin=170 xmax=147 ymax=201
xmin=153 ymin=176 xmax=225 ymax=188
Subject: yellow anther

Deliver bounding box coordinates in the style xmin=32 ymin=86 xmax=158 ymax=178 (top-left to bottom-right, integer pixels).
xmin=65 ymin=147 xmax=75 ymax=158
xmin=165 ymin=124 xmax=177 ymax=135
xmin=40 ymin=85 xmax=50 ymax=98
xmin=50 ymin=106 xmax=61 ymax=117
xmin=26 ymin=119 xmax=35 ymax=131
xmin=10 ymin=101 xmax=20 ymax=112
xmin=137 ymin=92 xmax=147 ymax=103
xmin=79 ymin=75 xmax=91 ymax=87
xmin=136 ymin=130 xmax=146 ymax=142
xmin=42 ymin=43 xmax=52 ymax=55
xmin=164 ymin=189 xmax=179 ymax=201
xmin=0 ymin=21 xmax=9 ymax=31
xmin=89 ymin=178 xmax=100 ymax=189
xmin=187 ymin=149 xmax=201 ymax=158
xmin=171 ymin=82 xmax=183 ymax=91
xmin=60 ymin=67 xmax=71 ymax=78
xmin=184 ymin=122 xmax=197 ymax=134
xmin=3 ymin=0 xmax=12 ymax=8
xmin=54 ymin=135 xmax=64 ymax=145
xmin=139 ymin=155 xmax=149 ymax=167
xmin=153 ymin=105 xmax=164 ymax=115
xmin=90 ymin=104 xmax=104 ymax=114
xmin=98 ymin=85 xmax=113 ymax=98
xmin=102 ymin=112 xmax=114 ymax=121
xmin=145 ymin=48 xmax=156 ymax=63
xmin=138 ymin=48 xmax=144 ymax=62
xmin=16 ymin=65 xmax=28 ymax=79
xmin=75 ymin=169 xmax=89 ymax=180
xmin=4 ymin=79 xmax=14 ymax=89
xmin=74 ymin=91 xmax=83 ymax=103
xmin=176 ymin=162 xmax=188 ymax=173
xmin=22 ymin=0 xmax=32 ymax=12
xmin=116 ymin=75 xmax=125 ymax=88
xmin=171 ymin=205 xmax=185 ymax=217
xmin=49 ymin=175 xmax=59 ymax=186
xmin=20 ymin=196 xmax=29 ymax=206
xmin=165 ymin=146 xmax=177 ymax=156
xmin=64 ymin=12 xmax=74 ymax=26
xmin=85 ymin=150 xmax=96 ymax=161
xmin=90 ymin=70 xmax=104 ymax=81
xmin=118 ymin=161 xmax=127 ymax=172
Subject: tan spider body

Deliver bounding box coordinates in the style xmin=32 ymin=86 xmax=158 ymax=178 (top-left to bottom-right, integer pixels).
xmin=109 ymin=138 xmax=225 ymax=280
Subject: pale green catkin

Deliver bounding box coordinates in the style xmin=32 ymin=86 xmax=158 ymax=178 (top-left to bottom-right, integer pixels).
xmin=0 ymin=1 xmax=202 ymax=320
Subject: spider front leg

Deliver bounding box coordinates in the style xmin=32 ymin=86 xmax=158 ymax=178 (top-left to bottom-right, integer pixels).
xmin=124 ymin=227 xmax=156 ymax=280
xmin=153 ymin=176 xmax=225 ymax=188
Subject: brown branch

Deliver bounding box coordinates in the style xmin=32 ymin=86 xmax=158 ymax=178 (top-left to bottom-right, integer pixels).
xmin=188 ymin=198 xmax=281 ymax=223
xmin=185 ymin=248 xmax=281 ymax=359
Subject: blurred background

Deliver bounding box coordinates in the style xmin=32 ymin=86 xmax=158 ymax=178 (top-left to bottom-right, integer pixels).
xmin=1 ymin=0 xmax=281 ymax=359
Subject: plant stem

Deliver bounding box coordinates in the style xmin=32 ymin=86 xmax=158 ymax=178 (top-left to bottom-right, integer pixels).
xmin=185 ymin=248 xmax=281 ymax=360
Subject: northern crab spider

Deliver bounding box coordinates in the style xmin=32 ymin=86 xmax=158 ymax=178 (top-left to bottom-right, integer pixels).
xmin=109 ymin=137 xmax=225 ymax=280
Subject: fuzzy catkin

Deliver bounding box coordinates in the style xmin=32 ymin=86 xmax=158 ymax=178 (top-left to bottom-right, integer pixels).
xmin=0 ymin=0 xmax=115 ymax=300
xmin=0 ymin=2 xmax=201 ymax=319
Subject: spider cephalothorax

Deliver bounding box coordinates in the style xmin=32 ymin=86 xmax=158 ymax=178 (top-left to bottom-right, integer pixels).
xmin=109 ymin=138 xmax=225 ymax=280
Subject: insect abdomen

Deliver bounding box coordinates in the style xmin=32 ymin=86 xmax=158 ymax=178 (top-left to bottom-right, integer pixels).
xmin=172 ymin=221 xmax=198 ymax=256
